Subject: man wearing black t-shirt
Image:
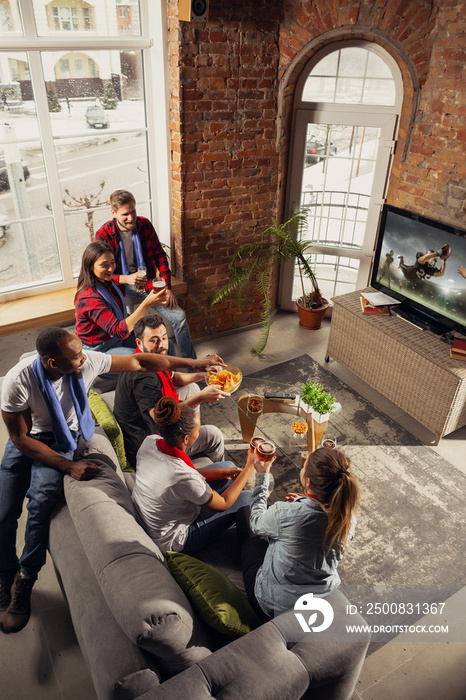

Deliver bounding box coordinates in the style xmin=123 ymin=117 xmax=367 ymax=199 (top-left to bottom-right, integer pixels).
xmin=114 ymin=314 xmax=227 ymax=468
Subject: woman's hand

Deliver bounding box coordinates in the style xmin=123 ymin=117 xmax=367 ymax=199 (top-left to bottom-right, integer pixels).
xmin=253 ymin=454 xmax=275 ymax=474
xmin=143 ymin=287 xmax=167 ymax=307
xmin=285 ymin=492 xmax=300 ymax=502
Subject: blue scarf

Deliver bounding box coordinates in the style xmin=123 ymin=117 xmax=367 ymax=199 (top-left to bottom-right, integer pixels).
xmin=95 ymin=282 xmax=127 ymax=321
xmin=32 ymin=356 xmax=94 ymax=453
xmin=115 ymin=221 xmax=145 ymax=275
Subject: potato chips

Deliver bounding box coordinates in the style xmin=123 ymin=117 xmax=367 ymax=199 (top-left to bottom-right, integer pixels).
xmin=208 ymin=369 xmax=241 ymax=392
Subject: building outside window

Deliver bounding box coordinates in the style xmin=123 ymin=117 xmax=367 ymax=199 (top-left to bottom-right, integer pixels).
xmin=0 ymin=1 xmax=170 ymax=301
xmin=52 ymin=7 xmax=79 ymax=32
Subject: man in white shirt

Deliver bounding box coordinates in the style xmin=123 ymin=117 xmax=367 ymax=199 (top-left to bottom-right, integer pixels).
xmin=0 ymin=326 xmax=222 ymax=634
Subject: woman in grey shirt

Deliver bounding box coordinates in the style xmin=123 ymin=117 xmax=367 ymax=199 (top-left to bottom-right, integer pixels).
xmin=240 ymin=446 xmax=360 ymax=618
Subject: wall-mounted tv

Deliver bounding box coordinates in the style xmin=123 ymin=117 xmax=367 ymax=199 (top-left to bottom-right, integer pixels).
xmin=371 ymin=204 xmax=466 ymax=336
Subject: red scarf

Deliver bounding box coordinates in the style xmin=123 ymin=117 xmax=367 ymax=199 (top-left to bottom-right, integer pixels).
xmin=135 ymin=347 xmax=178 ymax=400
xmin=157 ymin=437 xmax=196 ymax=470
xmin=156 ymin=438 xmax=220 ymax=482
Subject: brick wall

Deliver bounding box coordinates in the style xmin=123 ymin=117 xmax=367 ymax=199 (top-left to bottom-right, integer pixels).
xmin=393 ymin=0 xmax=466 ymax=224
xmin=168 ymin=0 xmax=465 ymax=339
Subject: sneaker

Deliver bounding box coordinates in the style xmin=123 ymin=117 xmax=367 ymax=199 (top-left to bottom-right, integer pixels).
xmin=0 ymin=579 xmax=13 ymax=625
xmin=1 ymin=572 xmax=37 ymax=634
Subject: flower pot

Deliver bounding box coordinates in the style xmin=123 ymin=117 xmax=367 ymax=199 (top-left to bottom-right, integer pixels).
xmin=310 ymin=409 xmax=329 ymax=423
xmin=296 ymin=298 xmax=329 ymax=330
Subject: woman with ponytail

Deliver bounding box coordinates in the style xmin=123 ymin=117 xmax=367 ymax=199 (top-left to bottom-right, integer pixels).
xmin=75 ymin=241 xmax=167 ymax=355
xmin=239 ymin=446 xmax=360 ymax=618
xmin=132 ymin=396 xmax=255 ymax=554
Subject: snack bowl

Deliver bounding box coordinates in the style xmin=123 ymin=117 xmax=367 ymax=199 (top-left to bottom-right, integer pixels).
xmin=205 ymin=362 xmax=242 ymax=394
xmin=291 ymin=419 xmax=308 ymax=436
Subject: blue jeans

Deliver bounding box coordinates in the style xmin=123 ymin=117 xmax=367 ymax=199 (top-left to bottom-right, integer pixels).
xmin=83 ymin=336 xmax=136 ymax=355
xmin=0 ymin=433 xmax=76 ymax=582
xmin=182 ymin=462 xmax=252 ymax=555
xmin=124 ymin=284 xmax=196 ymax=359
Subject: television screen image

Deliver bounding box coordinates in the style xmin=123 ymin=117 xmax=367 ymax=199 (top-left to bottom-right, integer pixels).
xmin=371 ymin=205 xmax=466 ymax=335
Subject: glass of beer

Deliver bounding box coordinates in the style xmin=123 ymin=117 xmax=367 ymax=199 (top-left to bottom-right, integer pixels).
xmin=136 ymin=265 xmax=147 ymax=291
xmin=152 ymin=278 xmax=167 ymax=303
xmin=256 ymin=440 xmax=276 ymax=462
xmin=247 ymin=394 xmax=263 ymax=415
xmin=250 ymin=436 xmax=265 ymax=452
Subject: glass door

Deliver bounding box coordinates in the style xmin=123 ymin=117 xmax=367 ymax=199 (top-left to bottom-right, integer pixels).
xmin=281 ymin=43 xmax=402 ymax=310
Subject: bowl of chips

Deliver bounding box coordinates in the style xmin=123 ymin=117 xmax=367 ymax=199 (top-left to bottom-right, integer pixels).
xmin=205 ymin=363 xmax=242 ymax=394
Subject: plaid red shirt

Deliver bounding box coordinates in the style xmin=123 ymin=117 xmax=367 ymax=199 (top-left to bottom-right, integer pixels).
xmin=95 ymin=216 xmax=172 ymax=289
xmin=75 ymin=285 xmax=130 ymax=347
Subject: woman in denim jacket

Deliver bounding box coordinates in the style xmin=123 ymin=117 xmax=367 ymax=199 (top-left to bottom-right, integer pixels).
xmin=240 ymin=446 xmax=360 ymax=618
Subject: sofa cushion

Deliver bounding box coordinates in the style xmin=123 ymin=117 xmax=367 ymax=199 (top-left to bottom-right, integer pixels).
xmin=49 ymin=499 xmax=161 ymax=700
xmin=64 ymin=459 xmax=215 ymax=676
xmin=88 ymin=389 xmax=131 ymax=471
xmin=166 ymin=551 xmax=260 ymax=638
xmin=114 ymin=669 xmax=161 ymax=700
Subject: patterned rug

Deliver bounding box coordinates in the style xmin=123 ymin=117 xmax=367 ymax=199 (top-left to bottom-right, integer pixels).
xmin=201 ymin=354 xmax=466 ymax=592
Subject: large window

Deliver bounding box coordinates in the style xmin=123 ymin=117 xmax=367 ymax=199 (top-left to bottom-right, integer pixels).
xmin=282 ymin=42 xmax=402 ymax=308
xmin=0 ymin=0 xmax=170 ymax=300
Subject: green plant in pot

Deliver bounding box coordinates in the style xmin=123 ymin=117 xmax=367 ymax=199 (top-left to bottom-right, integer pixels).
xmin=299 ymin=382 xmax=336 ymax=421
xmin=209 ymin=212 xmax=328 ymax=355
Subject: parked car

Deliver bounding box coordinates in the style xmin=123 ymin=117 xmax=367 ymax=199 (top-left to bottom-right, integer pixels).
xmin=85 ymin=106 xmax=110 ymax=129
xmin=305 ymin=139 xmax=337 ymax=165
xmin=0 ymin=156 xmax=30 ymax=190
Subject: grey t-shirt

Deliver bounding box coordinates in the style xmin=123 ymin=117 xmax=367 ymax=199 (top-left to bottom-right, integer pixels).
xmin=132 ymin=434 xmax=212 ymax=552
xmin=119 ymin=229 xmax=136 ymax=273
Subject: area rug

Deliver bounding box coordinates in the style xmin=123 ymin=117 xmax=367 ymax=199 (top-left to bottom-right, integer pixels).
xmin=201 ymin=353 xmax=466 ymax=593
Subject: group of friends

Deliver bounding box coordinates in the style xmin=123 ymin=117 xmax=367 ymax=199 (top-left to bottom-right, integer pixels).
xmin=0 ymin=189 xmax=360 ymax=636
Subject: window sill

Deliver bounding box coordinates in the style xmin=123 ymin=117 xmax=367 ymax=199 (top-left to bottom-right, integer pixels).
xmin=0 ymin=278 xmax=188 ymax=338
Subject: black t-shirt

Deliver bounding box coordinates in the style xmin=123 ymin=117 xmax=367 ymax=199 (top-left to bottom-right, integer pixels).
xmin=114 ymin=371 xmax=166 ymax=468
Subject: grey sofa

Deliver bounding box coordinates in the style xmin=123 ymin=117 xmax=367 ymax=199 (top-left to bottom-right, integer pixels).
xmin=48 ymin=428 xmax=369 ymax=700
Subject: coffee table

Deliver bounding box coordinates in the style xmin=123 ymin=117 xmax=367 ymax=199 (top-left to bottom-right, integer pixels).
xmin=226 ymin=376 xmax=336 ymax=471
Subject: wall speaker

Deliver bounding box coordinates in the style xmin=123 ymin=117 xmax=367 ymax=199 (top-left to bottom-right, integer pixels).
xmin=179 ymin=0 xmax=209 ymax=22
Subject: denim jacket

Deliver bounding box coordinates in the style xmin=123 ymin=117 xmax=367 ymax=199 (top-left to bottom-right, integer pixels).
xmin=250 ymin=473 xmax=356 ymax=617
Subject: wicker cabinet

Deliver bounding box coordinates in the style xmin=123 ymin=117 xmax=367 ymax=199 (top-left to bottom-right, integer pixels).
xmin=326 ymin=289 xmax=466 ymax=443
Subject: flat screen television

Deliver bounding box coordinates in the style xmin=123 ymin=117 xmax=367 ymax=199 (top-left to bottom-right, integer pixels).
xmin=370 ymin=204 xmax=466 ymax=336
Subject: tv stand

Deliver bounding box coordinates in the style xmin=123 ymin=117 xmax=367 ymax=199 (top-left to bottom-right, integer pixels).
xmin=326 ymin=289 xmax=466 ymax=443
xmin=392 ymin=306 xmax=448 ymax=335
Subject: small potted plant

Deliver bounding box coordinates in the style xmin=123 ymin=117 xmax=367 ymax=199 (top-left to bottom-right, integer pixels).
xmin=209 ymin=212 xmax=328 ymax=355
xmin=299 ymin=381 xmax=337 ymax=424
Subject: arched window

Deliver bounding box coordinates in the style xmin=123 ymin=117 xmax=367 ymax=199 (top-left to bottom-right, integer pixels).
xmin=282 ymin=42 xmax=402 ymax=309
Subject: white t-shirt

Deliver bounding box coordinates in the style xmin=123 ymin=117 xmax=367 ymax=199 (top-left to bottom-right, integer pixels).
xmin=132 ymin=434 xmax=212 ymax=553
xmin=1 ymin=351 xmax=112 ymax=434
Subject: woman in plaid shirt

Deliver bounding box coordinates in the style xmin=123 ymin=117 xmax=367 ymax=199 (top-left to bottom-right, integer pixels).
xmin=74 ymin=241 xmax=166 ymax=355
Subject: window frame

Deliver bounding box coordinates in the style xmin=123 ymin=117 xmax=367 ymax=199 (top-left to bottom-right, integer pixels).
xmin=281 ymin=40 xmax=403 ymax=310
xmin=0 ymin=0 xmax=172 ymax=303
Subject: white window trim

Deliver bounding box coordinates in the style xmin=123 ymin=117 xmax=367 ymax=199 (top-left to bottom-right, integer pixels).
xmin=281 ymin=40 xmax=403 ymax=310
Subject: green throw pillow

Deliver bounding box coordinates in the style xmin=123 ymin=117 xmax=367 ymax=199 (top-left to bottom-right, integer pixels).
xmin=88 ymin=390 xmax=132 ymax=472
xmin=165 ymin=551 xmax=261 ymax=637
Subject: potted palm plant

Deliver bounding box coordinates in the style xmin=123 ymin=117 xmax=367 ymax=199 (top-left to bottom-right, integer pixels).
xmin=209 ymin=212 xmax=329 ymax=355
